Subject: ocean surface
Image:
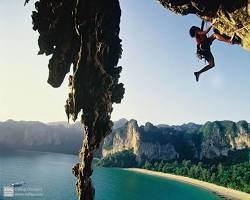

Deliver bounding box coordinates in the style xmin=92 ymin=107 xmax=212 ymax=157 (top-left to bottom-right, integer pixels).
xmin=0 ymin=151 xmax=222 ymax=200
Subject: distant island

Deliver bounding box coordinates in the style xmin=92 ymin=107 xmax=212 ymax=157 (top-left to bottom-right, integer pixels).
xmin=0 ymin=120 xmax=83 ymax=155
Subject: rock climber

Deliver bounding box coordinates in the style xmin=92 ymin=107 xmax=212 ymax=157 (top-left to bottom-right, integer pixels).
xmin=189 ymin=21 xmax=240 ymax=82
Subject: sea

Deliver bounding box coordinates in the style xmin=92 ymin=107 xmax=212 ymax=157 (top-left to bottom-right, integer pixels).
xmin=0 ymin=151 xmax=222 ymax=200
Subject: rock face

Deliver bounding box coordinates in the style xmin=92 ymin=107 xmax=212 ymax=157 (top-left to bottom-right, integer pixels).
xmin=29 ymin=0 xmax=124 ymax=200
xmin=200 ymin=121 xmax=250 ymax=159
xmin=103 ymin=120 xmax=250 ymax=162
xmin=103 ymin=120 xmax=140 ymax=156
xmin=158 ymin=0 xmax=250 ymax=50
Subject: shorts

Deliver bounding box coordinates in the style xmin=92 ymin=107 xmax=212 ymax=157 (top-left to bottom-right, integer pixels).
xmin=204 ymin=48 xmax=213 ymax=61
xmin=198 ymin=39 xmax=214 ymax=61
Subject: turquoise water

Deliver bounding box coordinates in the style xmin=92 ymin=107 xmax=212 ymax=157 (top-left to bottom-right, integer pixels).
xmin=0 ymin=151 xmax=222 ymax=200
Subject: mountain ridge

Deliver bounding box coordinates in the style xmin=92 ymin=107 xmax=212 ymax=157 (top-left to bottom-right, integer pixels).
xmin=1 ymin=118 xmax=249 ymax=162
xmin=0 ymin=119 xmax=127 ymax=155
xmin=103 ymin=119 xmax=250 ymax=162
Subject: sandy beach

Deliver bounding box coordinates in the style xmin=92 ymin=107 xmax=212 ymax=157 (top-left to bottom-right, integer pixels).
xmin=126 ymin=168 xmax=250 ymax=200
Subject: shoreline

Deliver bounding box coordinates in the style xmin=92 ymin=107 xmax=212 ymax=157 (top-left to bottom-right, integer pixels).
xmin=126 ymin=168 xmax=250 ymax=200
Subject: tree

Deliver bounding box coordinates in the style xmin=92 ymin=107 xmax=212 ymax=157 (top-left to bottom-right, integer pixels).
xmin=144 ymin=160 xmax=152 ymax=170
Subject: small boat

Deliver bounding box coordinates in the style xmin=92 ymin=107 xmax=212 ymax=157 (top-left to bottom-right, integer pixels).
xmin=9 ymin=181 xmax=25 ymax=187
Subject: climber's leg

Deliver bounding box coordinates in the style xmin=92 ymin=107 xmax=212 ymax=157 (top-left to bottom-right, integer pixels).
xmin=194 ymin=52 xmax=215 ymax=82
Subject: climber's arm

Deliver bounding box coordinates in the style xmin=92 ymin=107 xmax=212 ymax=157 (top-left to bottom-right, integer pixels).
xmin=200 ymin=20 xmax=205 ymax=31
xmin=203 ymin=25 xmax=212 ymax=34
xmin=24 ymin=0 xmax=29 ymax=6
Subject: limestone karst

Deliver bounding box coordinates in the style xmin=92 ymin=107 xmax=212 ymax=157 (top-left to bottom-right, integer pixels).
xmin=28 ymin=0 xmax=124 ymax=199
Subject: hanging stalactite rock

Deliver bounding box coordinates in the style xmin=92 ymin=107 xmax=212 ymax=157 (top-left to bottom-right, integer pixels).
xmin=29 ymin=0 xmax=124 ymax=199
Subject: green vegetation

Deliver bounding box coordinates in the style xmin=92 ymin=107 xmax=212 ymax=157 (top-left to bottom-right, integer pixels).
xmin=98 ymin=119 xmax=250 ymax=193
xmin=98 ymin=148 xmax=250 ymax=193
xmin=142 ymin=160 xmax=250 ymax=193
xmin=97 ymin=149 xmax=137 ymax=168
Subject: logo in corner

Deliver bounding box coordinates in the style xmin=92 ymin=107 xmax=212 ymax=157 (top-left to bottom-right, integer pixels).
xmin=3 ymin=186 xmax=14 ymax=197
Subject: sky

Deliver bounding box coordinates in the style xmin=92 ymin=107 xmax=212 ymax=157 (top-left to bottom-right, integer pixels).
xmin=0 ymin=0 xmax=250 ymax=126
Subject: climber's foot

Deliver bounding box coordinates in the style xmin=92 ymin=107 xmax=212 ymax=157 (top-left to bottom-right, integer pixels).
xmin=194 ymin=72 xmax=200 ymax=82
xmin=230 ymin=40 xmax=241 ymax=45
xmin=230 ymin=34 xmax=242 ymax=45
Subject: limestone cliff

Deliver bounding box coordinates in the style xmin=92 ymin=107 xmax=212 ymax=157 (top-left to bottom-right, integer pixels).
xmin=27 ymin=0 xmax=124 ymax=199
xmin=103 ymin=120 xmax=250 ymax=162
xmin=200 ymin=121 xmax=250 ymax=159
xmin=103 ymin=121 xmax=181 ymax=161
xmin=103 ymin=120 xmax=140 ymax=156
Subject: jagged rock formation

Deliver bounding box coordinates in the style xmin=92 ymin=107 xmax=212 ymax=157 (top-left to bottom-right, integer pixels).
xmin=26 ymin=0 xmax=250 ymax=199
xmin=28 ymin=0 xmax=124 ymax=200
xmin=158 ymin=0 xmax=250 ymax=50
xmin=112 ymin=118 xmax=128 ymax=130
xmin=200 ymin=121 xmax=250 ymax=159
xmin=103 ymin=120 xmax=250 ymax=162
xmin=103 ymin=120 xmax=141 ymax=156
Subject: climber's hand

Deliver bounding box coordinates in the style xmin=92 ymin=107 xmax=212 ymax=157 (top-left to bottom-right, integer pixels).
xmin=24 ymin=0 xmax=30 ymax=6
